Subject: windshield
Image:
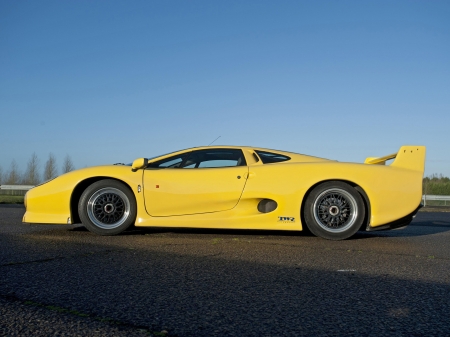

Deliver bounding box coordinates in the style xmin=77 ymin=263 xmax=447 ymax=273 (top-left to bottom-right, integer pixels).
xmin=147 ymin=148 xmax=190 ymax=162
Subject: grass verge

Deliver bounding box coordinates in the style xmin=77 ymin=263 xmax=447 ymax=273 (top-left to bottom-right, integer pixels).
xmin=419 ymin=206 xmax=450 ymax=212
xmin=0 ymin=195 xmax=448 ymax=213
xmin=0 ymin=195 xmax=24 ymax=204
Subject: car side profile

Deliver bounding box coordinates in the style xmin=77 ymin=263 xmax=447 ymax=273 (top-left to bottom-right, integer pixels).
xmin=23 ymin=145 xmax=426 ymax=240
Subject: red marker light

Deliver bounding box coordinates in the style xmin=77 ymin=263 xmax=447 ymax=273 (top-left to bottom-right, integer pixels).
xmin=156 ymin=185 xmax=159 ymax=188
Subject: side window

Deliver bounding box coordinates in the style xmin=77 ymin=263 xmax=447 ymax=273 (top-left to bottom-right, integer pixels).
xmin=182 ymin=149 xmax=246 ymax=168
xmin=146 ymin=149 xmax=247 ymax=169
xmin=255 ymin=150 xmax=290 ymax=164
xmin=147 ymin=153 xmax=189 ymax=169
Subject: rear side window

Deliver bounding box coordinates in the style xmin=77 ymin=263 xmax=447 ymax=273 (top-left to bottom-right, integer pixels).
xmin=255 ymin=150 xmax=290 ymax=164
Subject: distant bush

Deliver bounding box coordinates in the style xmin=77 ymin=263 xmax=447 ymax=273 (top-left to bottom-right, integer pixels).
xmin=423 ymin=174 xmax=450 ymax=195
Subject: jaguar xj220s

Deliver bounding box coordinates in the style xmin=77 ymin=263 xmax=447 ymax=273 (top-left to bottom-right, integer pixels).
xmin=23 ymin=145 xmax=426 ymax=240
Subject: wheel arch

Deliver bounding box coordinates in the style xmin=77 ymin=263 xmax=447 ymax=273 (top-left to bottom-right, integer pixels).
xmin=300 ymin=179 xmax=371 ymax=232
xmin=70 ymin=177 xmax=135 ymax=224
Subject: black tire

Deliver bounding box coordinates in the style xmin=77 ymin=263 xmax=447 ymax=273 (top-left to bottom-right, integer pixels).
xmin=304 ymin=181 xmax=365 ymax=240
xmin=78 ymin=179 xmax=137 ymax=235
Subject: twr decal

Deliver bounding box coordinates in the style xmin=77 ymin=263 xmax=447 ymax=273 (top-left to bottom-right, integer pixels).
xmin=278 ymin=216 xmax=295 ymax=222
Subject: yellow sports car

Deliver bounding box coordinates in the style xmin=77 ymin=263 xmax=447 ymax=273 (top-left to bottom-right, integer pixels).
xmin=23 ymin=145 xmax=426 ymax=240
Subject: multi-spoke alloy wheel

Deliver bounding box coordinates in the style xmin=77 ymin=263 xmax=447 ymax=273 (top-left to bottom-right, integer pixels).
xmin=304 ymin=181 xmax=365 ymax=240
xmin=87 ymin=188 xmax=130 ymax=229
xmin=313 ymin=189 xmax=358 ymax=233
xmin=79 ymin=179 xmax=137 ymax=235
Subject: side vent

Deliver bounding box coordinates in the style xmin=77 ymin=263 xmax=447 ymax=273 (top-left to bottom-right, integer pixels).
xmin=257 ymin=199 xmax=278 ymax=213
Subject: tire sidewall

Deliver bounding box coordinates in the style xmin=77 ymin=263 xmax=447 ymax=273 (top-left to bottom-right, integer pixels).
xmin=304 ymin=181 xmax=365 ymax=240
xmin=78 ymin=179 xmax=137 ymax=235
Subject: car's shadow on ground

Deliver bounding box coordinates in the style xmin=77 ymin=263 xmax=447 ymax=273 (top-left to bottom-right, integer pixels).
xmin=70 ymin=225 xmax=316 ymax=238
xmin=68 ymin=215 xmax=450 ymax=240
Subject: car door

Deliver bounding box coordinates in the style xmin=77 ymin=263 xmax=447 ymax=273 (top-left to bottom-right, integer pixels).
xmin=143 ymin=149 xmax=248 ymax=216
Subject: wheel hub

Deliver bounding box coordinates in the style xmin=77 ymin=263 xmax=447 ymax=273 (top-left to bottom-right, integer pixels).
xmin=104 ymin=203 xmax=115 ymax=214
xmin=329 ymin=205 xmax=340 ymax=216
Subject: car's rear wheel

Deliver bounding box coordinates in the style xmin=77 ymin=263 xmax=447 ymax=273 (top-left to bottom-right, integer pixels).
xmin=304 ymin=181 xmax=365 ymax=240
xmin=78 ymin=179 xmax=136 ymax=235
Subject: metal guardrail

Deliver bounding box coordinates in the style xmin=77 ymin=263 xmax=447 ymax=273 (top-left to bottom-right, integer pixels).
xmin=423 ymin=195 xmax=450 ymax=206
xmin=0 ymin=185 xmax=35 ymax=196
xmin=0 ymin=185 xmax=35 ymax=190
xmin=0 ymin=186 xmax=449 ymax=205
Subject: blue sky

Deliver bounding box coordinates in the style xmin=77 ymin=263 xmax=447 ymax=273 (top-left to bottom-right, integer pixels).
xmin=1 ymin=0 xmax=449 ymax=177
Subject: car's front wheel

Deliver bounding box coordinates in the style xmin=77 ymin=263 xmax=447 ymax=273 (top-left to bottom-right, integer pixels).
xmin=78 ymin=179 xmax=137 ymax=235
xmin=304 ymin=181 xmax=365 ymax=240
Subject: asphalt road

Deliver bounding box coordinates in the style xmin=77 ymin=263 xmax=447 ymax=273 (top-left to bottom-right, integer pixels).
xmin=1 ymin=205 xmax=450 ymax=337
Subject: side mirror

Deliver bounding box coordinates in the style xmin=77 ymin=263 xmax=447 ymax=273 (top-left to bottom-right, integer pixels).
xmin=131 ymin=158 xmax=148 ymax=172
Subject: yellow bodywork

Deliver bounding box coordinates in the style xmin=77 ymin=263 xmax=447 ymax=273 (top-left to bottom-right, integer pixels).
xmin=23 ymin=145 xmax=426 ymax=231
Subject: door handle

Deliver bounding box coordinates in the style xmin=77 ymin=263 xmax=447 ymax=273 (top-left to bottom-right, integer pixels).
xmin=246 ymin=172 xmax=256 ymax=179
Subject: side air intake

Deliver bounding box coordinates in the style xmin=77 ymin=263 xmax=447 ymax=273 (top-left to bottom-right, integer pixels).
xmin=257 ymin=199 xmax=278 ymax=213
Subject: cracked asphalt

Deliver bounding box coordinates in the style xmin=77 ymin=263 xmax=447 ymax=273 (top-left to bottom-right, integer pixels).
xmin=1 ymin=204 xmax=450 ymax=336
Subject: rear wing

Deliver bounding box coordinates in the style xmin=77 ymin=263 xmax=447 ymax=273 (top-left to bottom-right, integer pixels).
xmin=365 ymin=146 xmax=426 ymax=172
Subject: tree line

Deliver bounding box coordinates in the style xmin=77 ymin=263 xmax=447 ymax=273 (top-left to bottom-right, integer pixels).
xmin=1 ymin=155 xmax=449 ymax=195
xmin=0 ymin=153 xmax=75 ymax=185
xmin=423 ymin=174 xmax=450 ymax=195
